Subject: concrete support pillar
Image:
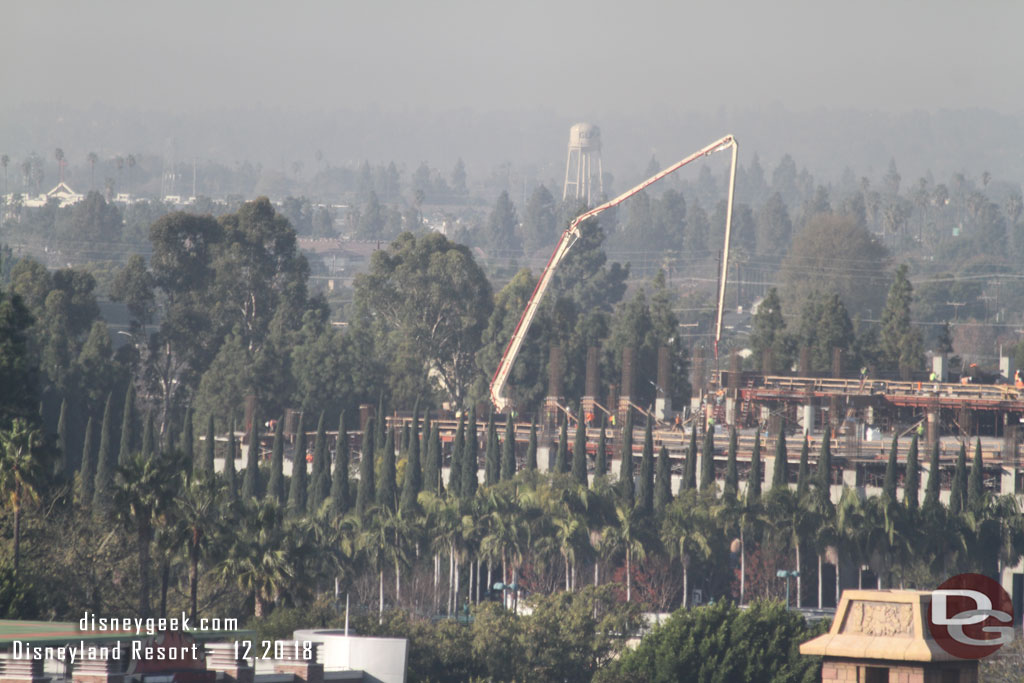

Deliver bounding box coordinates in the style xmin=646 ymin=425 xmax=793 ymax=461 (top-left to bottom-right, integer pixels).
xmin=582 ymin=346 xmax=600 ymax=425
xmin=655 ymin=346 xmax=671 ymax=420
xmin=543 ymin=346 xmax=564 ymax=432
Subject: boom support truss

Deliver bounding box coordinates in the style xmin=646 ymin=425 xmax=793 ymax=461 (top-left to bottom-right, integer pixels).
xmin=489 ymin=134 xmax=739 ymax=411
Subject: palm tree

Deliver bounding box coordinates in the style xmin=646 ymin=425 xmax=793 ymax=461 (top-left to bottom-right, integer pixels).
xmin=604 ymin=501 xmax=655 ymax=602
xmin=54 ymin=148 xmax=65 ymax=182
xmin=661 ymin=491 xmax=713 ymax=607
xmin=0 ymin=419 xmax=43 ymax=575
xmin=359 ymin=506 xmax=413 ymax=621
xmin=113 ymin=451 xmax=179 ymax=616
xmin=217 ymin=499 xmax=296 ymax=617
xmin=1 ymin=154 xmax=9 ymax=200
xmin=479 ymin=488 xmax=529 ymax=609
xmin=177 ymin=473 xmax=226 ymax=620
xmin=86 ymin=152 xmax=98 ymax=190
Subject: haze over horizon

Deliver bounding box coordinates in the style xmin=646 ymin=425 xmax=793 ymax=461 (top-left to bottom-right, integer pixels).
xmin=5 ymin=1 xmax=1024 ymax=185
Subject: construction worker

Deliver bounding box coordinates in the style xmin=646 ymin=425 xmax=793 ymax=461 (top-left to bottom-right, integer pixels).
xmin=1015 ymin=369 xmax=1023 ymax=390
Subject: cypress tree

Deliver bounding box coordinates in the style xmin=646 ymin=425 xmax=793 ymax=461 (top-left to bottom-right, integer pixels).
xmin=904 ymin=433 xmax=920 ymax=509
xmin=309 ymin=412 xmax=329 ymax=511
xmin=572 ymin=414 xmax=588 ymax=486
xmin=797 ymin=433 xmax=811 ymax=499
xmin=331 ymin=413 xmax=351 ymax=516
xmin=92 ymin=393 xmax=115 ymax=511
xmin=724 ymin=426 xmax=738 ymax=498
xmin=288 ymin=414 xmax=308 ymax=515
xmin=163 ymin=410 xmax=176 ymax=456
xmin=202 ymin=415 xmax=215 ymax=475
xmin=431 ymin=417 xmax=444 ymax=496
xmin=654 ymin=445 xmax=673 ymax=510
xmin=923 ymin=438 xmax=941 ymax=509
xmin=378 ymin=426 xmax=398 ymax=510
xmin=638 ymin=418 xmax=655 ymax=514
xmin=223 ymin=421 xmax=238 ymax=501
xmin=772 ymin=427 xmax=788 ymax=490
xmin=57 ymin=398 xmax=69 ymax=479
xmin=949 ymin=440 xmax=967 ymax=515
xmin=554 ymin=417 xmax=569 ymax=473
xmin=118 ymin=383 xmax=136 ymax=465
xmin=423 ymin=412 xmax=442 ymax=496
xmin=968 ymin=437 xmax=984 ymax=512
xmin=77 ymin=416 xmax=96 ymax=507
xmin=700 ymin=427 xmax=715 ymax=491
xmin=242 ymin=409 xmax=261 ymax=500
xmin=882 ymin=434 xmax=898 ymax=502
xmin=181 ymin=405 xmax=195 ymax=479
xmin=461 ymin=410 xmax=478 ymax=497
xmin=684 ymin=426 xmax=698 ymax=490
xmin=400 ymin=407 xmax=422 ymax=512
xmin=356 ymin=417 xmax=376 ymax=517
xmin=594 ymin=417 xmax=607 ymax=480
xmin=267 ymin=417 xmax=285 ymax=503
xmin=401 ymin=423 xmax=410 ymax=455
xmin=376 ymin=393 xmax=386 ymax=450
xmin=525 ymin=419 xmax=538 ymax=472
xmin=141 ymin=411 xmax=155 ymax=460
xmin=618 ymin=411 xmax=635 ymax=507
xmin=818 ymin=426 xmax=833 ymax=492
xmin=484 ymin=410 xmax=499 ymax=485
xmin=449 ymin=414 xmax=465 ymax=497
xmin=501 ymin=415 xmax=516 ymax=481
xmin=748 ymin=427 xmax=762 ymax=502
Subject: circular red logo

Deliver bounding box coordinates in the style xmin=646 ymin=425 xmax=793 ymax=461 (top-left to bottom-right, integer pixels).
xmin=928 ymin=573 xmax=1014 ymax=659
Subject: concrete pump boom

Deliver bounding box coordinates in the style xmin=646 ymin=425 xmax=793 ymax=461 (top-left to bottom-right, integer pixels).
xmin=489 ymin=134 xmax=739 ymax=412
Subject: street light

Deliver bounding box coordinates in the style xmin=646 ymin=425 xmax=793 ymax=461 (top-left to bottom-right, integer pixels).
xmin=776 ymin=569 xmax=800 ymax=609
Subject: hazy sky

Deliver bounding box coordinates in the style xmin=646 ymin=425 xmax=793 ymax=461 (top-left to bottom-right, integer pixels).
xmin=8 ymin=0 xmax=1023 ymax=116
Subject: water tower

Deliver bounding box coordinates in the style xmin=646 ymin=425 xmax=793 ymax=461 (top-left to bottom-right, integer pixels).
xmin=562 ymin=123 xmax=603 ymax=205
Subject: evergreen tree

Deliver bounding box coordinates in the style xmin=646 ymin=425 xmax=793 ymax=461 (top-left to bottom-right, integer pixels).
xmin=163 ymin=410 xmax=176 ymax=456
xmin=376 ymin=393 xmax=386 ymax=450
xmin=700 ymin=427 xmax=715 ymax=491
xmin=77 ymin=416 xmax=95 ymax=507
xmin=484 ymin=410 xmax=499 ymax=485
xmin=118 ymin=383 xmax=136 ymax=465
xmin=772 ymin=427 xmax=788 ymax=490
xmin=331 ymin=413 xmax=351 ymax=516
xmin=242 ymin=409 xmax=260 ymax=500
xmin=378 ymin=426 xmax=397 ymax=511
xmin=400 ymin=406 xmax=422 ymax=512
xmin=309 ymin=412 xmax=329 ymax=511
xmin=923 ymin=438 xmax=941 ymax=508
xmin=181 ymin=405 xmax=194 ymax=479
xmin=638 ymin=418 xmax=655 ymax=514
xmin=525 ymin=419 xmax=538 ymax=472
xmin=267 ymin=417 xmax=285 ymax=504
xmin=288 ymin=414 xmax=308 ymax=515
xmin=501 ymin=415 xmax=516 ymax=481
xmin=92 ymin=394 xmax=115 ymax=512
xmin=594 ymin=417 xmax=607 ymax=480
xmin=431 ymin=416 xmax=444 ymax=496
xmin=748 ymin=428 xmax=762 ymax=502
xmin=423 ymin=412 xmax=442 ymax=496
xmin=880 ymin=264 xmax=924 ymax=376
xmin=57 ymin=398 xmax=69 ymax=479
xmin=572 ymin=414 xmax=587 ymax=486
xmin=968 ymin=437 xmax=984 ymax=512
xmin=904 ymin=433 xmax=920 ymax=509
xmin=449 ymin=414 xmax=465 ymax=497
xmin=223 ymin=421 xmax=238 ymax=501
xmin=461 ymin=410 xmax=478 ymax=497
xmin=724 ymin=426 xmax=738 ymax=498
xmin=684 ymin=426 xmax=698 ymax=490
xmin=202 ymin=415 xmax=215 ymax=475
xmin=654 ymin=445 xmax=673 ymax=510
xmin=882 ymin=434 xmax=898 ymax=502
xmin=92 ymin=395 xmax=115 ymax=511
xmin=141 ymin=411 xmax=155 ymax=460
xmin=356 ymin=417 xmax=376 ymax=517
xmin=949 ymin=440 xmax=967 ymax=515
xmin=401 ymin=423 xmax=410 ymax=456
xmin=817 ymin=426 xmax=832 ymax=492
xmin=555 ymin=417 xmax=569 ymax=474
xmin=797 ymin=433 xmax=811 ymax=498
xmin=619 ymin=411 xmax=635 ymax=507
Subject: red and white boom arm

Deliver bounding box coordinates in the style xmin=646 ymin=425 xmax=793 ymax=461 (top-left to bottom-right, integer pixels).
xmin=489 ymin=134 xmax=739 ymax=411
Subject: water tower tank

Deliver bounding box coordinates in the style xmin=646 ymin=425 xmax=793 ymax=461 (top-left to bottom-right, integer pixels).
xmin=563 ymin=123 xmax=604 ymax=204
